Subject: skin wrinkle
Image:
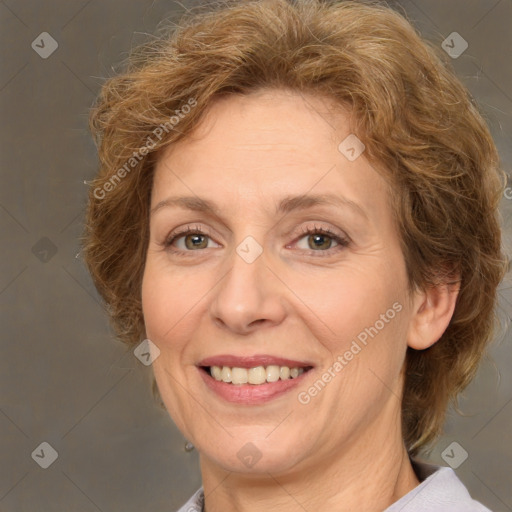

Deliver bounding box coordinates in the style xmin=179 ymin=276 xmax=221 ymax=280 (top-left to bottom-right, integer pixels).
xmin=141 ymin=90 xmax=457 ymax=512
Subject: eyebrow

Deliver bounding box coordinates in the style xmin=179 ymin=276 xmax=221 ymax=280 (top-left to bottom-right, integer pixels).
xmin=150 ymin=193 xmax=368 ymax=220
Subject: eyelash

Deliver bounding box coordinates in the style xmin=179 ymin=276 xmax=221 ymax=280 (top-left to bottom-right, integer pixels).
xmin=163 ymin=223 xmax=350 ymax=258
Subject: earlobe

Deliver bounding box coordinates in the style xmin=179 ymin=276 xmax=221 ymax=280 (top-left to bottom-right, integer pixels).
xmin=407 ymin=281 xmax=460 ymax=351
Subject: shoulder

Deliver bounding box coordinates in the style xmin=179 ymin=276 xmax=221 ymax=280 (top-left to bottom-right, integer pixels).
xmin=384 ymin=459 xmax=493 ymax=512
xmin=175 ymin=487 xmax=204 ymax=512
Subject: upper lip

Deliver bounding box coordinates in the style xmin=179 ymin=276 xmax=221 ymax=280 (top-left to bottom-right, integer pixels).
xmin=197 ymin=354 xmax=314 ymax=369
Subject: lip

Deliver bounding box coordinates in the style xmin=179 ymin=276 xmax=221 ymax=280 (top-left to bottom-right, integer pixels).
xmin=198 ymin=365 xmax=313 ymax=405
xmin=196 ymin=354 xmax=315 ymax=405
xmin=197 ymin=354 xmax=313 ymax=369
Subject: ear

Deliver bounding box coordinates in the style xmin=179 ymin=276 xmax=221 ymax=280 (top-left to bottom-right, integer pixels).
xmin=407 ymin=280 xmax=460 ymax=350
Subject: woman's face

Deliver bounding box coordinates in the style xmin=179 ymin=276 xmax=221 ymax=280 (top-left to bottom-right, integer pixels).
xmin=142 ymin=89 xmax=416 ymax=474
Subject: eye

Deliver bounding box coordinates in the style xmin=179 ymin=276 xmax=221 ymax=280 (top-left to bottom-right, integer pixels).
xmin=293 ymin=224 xmax=350 ymax=255
xmin=164 ymin=225 xmax=219 ymax=254
xmin=163 ymin=223 xmax=350 ymax=257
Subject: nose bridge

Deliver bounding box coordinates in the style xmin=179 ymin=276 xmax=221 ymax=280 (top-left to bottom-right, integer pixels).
xmin=209 ymin=235 xmax=286 ymax=333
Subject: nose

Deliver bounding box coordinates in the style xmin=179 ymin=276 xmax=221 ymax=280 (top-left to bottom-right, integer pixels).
xmin=209 ymin=242 xmax=287 ymax=335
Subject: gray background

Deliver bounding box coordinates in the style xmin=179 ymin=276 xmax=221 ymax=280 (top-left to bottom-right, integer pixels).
xmin=1 ymin=0 xmax=511 ymax=510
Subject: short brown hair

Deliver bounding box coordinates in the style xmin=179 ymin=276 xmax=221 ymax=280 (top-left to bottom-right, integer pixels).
xmin=82 ymin=0 xmax=507 ymax=456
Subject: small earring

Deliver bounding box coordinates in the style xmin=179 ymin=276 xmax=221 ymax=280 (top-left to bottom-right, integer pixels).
xmin=184 ymin=441 xmax=195 ymax=452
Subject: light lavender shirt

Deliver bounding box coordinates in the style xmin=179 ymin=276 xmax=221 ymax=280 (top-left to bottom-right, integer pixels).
xmin=175 ymin=460 xmax=492 ymax=511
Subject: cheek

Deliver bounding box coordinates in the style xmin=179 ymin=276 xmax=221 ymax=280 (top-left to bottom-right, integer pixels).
xmin=141 ymin=259 xmax=223 ymax=372
xmin=314 ymin=268 xmax=403 ymax=344
xmin=141 ymin=271 xmax=174 ymax=341
xmin=311 ymin=295 xmax=408 ymax=420
xmin=141 ymin=259 xmax=203 ymax=340
xmin=309 ymin=267 xmax=409 ymax=400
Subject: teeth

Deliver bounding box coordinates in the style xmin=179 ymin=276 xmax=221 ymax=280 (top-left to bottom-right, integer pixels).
xmin=221 ymin=366 xmax=232 ymax=383
xmin=209 ymin=365 xmax=308 ymax=385
xmin=266 ymin=365 xmax=280 ymax=382
xmin=231 ymin=367 xmax=248 ymax=385
xmin=248 ymin=366 xmax=266 ymax=385
xmin=211 ymin=366 xmax=222 ymax=381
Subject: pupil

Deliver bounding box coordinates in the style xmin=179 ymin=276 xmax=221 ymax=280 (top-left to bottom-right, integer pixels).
xmin=310 ymin=234 xmax=331 ymax=250
xmin=186 ymin=234 xmax=206 ymax=249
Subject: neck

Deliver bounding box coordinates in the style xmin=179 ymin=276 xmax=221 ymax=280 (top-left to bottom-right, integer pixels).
xmin=199 ymin=408 xmax=420 ymax=512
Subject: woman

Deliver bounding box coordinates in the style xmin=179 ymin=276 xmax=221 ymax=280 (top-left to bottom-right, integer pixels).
xmin=82 ymin=0 xmax=507 ymax=510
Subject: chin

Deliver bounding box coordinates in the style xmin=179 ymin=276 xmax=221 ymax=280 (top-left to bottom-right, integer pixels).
xmin=207 ymin=445 xmax=304 ymax=475
xmin=196 ymin=429 xmax=311 ymax=475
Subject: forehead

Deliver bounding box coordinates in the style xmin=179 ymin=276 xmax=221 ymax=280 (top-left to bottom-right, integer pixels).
xmin=151 ymin=89 xmax=391 ymax=219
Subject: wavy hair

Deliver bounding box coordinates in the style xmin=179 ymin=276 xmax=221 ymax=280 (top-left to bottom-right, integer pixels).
xmin=82 ymin=0 xmax=507 ymax=456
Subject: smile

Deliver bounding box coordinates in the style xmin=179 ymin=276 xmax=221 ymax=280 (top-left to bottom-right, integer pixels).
xmin=208 ymin=365 xmax=309 ymax=384
xmin=197 ymin=354 xmax=314 ymax=405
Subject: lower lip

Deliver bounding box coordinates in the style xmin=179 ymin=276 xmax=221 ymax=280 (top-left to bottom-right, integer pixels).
xmin=198 ymin=367 xmax=312 ymax=405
